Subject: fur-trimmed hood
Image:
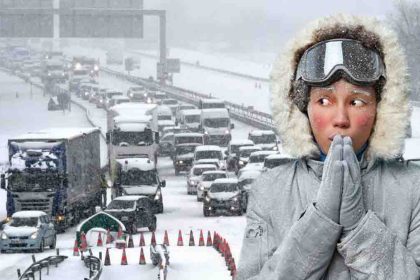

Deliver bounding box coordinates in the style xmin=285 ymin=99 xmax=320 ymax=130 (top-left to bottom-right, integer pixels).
xmin=271 ymin=14 xmax=410 ymax=160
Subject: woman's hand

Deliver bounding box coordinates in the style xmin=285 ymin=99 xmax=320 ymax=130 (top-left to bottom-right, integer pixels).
xmin=315 ymin=135 xmax=344 ymax=223
xmin=340 ymin=136 xmax=366 ymax=237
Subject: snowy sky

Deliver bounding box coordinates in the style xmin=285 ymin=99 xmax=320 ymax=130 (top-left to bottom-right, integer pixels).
xmin=145 ymin=0 xmax=396 ymax=53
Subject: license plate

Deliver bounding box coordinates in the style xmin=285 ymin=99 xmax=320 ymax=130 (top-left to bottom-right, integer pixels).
xmin=121 ymin=216 xmax=129 ymax=221
xmin=11 ymin=239 xmax=21 ymax=244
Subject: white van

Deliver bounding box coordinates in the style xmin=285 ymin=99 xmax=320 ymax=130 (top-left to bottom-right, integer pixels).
xmin=179 ymin=109 xmax=201 ymax=132
xmin=200 ymin=108 xmax=233 ymax=146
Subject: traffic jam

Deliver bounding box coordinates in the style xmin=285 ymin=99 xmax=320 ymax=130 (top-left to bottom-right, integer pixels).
xmin=0 ymin=45 xmax=288 ymax=279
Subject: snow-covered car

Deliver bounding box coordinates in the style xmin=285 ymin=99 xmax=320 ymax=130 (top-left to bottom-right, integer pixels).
xmin=173 ymin=143 xmax=201 ymax=175
xmin=197 ymin=170 xmax=228 ymax=202
xmin=127 ymin=86 xmax=149 ymax=102
xmin=236 ymin=145 xmax=262 ymax=172
xmin=158 ymin=132 xmax=175 ymax=156
xmin=193 ymin=145 xmax=226 ymax=170
xmin=178 ymin=109 xmax=201 ymax=132
xmin=161 ymin=98 xmax=179 ymax=114
xmin=104 ymin=196 xmax=157 ymax=233
xmin=225 ymin=139 xmax=254 ymax=171
xmin=186 ymin=164 xmax=217 ymax=194
xmin=175 ymin=104 xmax=196 ymax=124
xmin=248 ymin=130 xmax=279 ymax=151
xmin=107 ymin=95 xmax=130 ymax=109
xmin=0 ymin=211 xmax=56 ymax=253
xmin=203 ymin=178 xmax=243 ymax=216
xmin=263 ymin=153 xmax=293 ymax=169
xmin=238 ymin=169 xmax=262 ymax=212
xmin=239 ymin=150 xmax=278 ymax=176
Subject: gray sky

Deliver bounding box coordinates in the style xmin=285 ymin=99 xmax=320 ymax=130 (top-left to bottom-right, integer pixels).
xmin=144 ymin=0 xmax=396 ymax=54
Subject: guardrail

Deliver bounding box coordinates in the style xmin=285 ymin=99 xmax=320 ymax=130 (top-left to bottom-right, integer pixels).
xmin=101 ymin=67 xmax=277 ymax=131
xmin=82 ymin=250 xmax=103 ymax=280
xmin=17 ymin=251 xmax=68 ymax=280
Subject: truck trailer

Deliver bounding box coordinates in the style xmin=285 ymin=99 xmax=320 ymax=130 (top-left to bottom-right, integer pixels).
xmin=0 ymin=127 xmax=102 ymax=232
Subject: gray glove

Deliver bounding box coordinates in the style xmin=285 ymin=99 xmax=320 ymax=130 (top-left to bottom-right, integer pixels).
xmin=340 ymin=136 xmax=366 ymax=237
xmin=315 ymin=135 xmax=344 ymax=224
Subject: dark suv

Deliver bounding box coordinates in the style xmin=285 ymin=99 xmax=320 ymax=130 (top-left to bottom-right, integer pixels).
xmin=105 ymin=196 xmax=157 ymax=233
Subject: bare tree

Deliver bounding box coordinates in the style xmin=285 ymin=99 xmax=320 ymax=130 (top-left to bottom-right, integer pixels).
xmin=388 ymin=0 xmax=420 ymax=100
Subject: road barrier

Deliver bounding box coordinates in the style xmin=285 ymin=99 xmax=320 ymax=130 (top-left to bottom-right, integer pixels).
xmin=83 ymin=251 xmax=103 ymax=280
xmin=17 ymin=250 xmax=68 ymax=280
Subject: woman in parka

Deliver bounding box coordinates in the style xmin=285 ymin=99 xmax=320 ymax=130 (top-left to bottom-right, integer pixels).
xmin=237 ymin=15 xmax=420 ymax=279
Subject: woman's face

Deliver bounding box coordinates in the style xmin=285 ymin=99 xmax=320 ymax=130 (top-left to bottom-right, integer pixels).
xmin=307 ymin=79 xmax=377 ymax=154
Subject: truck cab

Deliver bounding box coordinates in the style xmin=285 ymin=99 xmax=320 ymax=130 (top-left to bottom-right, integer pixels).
xmin=200 ymin=109 xmax=234 ymax=146
xmin=114 ymin=158 xmax=166 ymax=214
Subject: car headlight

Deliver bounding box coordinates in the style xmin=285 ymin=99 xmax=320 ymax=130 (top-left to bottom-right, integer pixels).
xmin=204 ymin=131 xmax=208 ymax=135
xmin=205 ymin=196 xmax=211 ymax=202
xmin=272 ymin=146 xmax=278 ymax=151
xmin=144 ymin=93 xmax=147 ymax=97
xmin=189 ymin=180 xmax=197 ymax=185
xmin=239 ymin=160 xmax=244 ymax=165
xmin=85 ymin=92 xmax=89 ymax=96
xmin=129 ymin=93 xmax=133 ymax=97
xmin=154 ymin=190 xmax=161 ymax=200
xmin=198 ymin=185 xmax=204 ymax=191
xmin=177 ymin=160 xmax=183 ymax=164
xmin=1 ymin=232 xmax=8 ymax=240
xmin=30 ymin=231 xmax=38 ymax=240
xmin=94 ymin=65 xmax=99 ymax=71
xmin=232 ymin=196 xmax=238 ymax=202
xmin=225 ymin=130 xmax=229 ymax=134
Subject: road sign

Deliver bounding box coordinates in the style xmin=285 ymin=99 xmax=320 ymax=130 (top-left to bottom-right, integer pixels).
xmin=167 ymin=58 xmax=180 ymax=73
xmin=0 ymin=0 xmax=144 ymax=38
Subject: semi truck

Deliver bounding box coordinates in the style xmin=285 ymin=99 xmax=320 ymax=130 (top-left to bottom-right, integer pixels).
xmin=0 ymin=128 xmax=102 ymax=232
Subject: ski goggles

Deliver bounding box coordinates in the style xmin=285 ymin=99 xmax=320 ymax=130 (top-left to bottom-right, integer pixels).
xmin=295 ymin=39 xmax=386 ymax=86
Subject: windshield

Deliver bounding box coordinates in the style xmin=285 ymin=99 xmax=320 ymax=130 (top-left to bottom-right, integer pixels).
xmin=9 ymin=172 xmax=60 ymax=192
xmin=195 ymin=150 xmax=222 ymax=160
xmin=249 ymin=134 xmax=277 ymax=144
xmin=158 ymin=115 xmax=172 ymax=121
xmin=239 ymin=149 xmax=259 ymax=158
xmin=238 ymin=178 xmax=255 ymax=188
xmin=176 ymin=146 xmax=196 ymax=155
xmin=112 ymin=131 xmax=152 ymax=145
xmin=10 ymin=217 xmax=38 ymax=227
xmin=120 ymin=169 xmax=157 ymax=185
xmin=202 ymin=103 xmax=225 ymax=109
xmin=163 ymin=99 xmax=178 ymax=105
xmin=202 ymin=173 xmax=226 ymax=181
xmin=175 ymin=136 xmax=203 ymax=145
xmin=210 ymin=183 xmax=237 ymax=192
xmin=185 ymin=115 xmax=200 ymax=123
xmin=231 ymin=144 xmax=252 ymax=155
xmin=203 ymin=118 xmax=229 ymax=128
xmin=107 ymin=200 xmax=135 ymax=210
xmin=193 ymin=167 xmax=215 ymax=176
xmin=250 ymin=155 xmax=268 ymax=163
xmin=162 ymin=134 xmax=174 ymax=142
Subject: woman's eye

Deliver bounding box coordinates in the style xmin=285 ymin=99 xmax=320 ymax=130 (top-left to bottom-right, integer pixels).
xmin=351 ymin=99 xmax=366 ymax=107
xmin=317 ymin=98 xmax=331 ymax=106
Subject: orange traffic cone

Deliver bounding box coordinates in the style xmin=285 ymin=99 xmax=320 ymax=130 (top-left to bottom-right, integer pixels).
xmin=163 ymin=230 xmax=170 ymax=246
xmin=117 ymin=226 xmax=123 ymax=239
xmin=198 ymin=230 xmax=205 ymax=246
xmin=106 ymin=229 xmax=112 ymax=244
xmin=221 ymin=239 xmax=226 ymax=257
xmin=97 ymin=232 xmax=103 ymax=247
xmin=104 ymin=248 xmax=111 ymax=266
xmin=151 ymin=232 xmax=156 ymax=246
xmin=121 ymin=247 xmax=128 ymax=265
xmin=230 ymin=258 xmax=236 ymax=276
xmin=213 ymin=233 xmax=219 ymax=250
xmin=177 ymin=230 xmax=184 ymax=246
xmin=206 ymin=230 xmax=212 ymax=246
xmin=139 ymin=248 xmax=146 ymax=265
xmin=189 ymin=230 xmax=195 ymax=246
xmin=128 ymin=234 xmax=134 ymax=248
xmin=80 ymin=232 xmax=88 ymax=252
xmin=73 ymin=239 xmax=80 ymax=256
xmin=139 ymin=232 xmax=145 ymax=247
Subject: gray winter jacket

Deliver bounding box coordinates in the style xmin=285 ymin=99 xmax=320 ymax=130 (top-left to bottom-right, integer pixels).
xmin=237 ymin=15 xmax=420 ymax=280
xmin=237 ymin=157 xmax=420 ymax=279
